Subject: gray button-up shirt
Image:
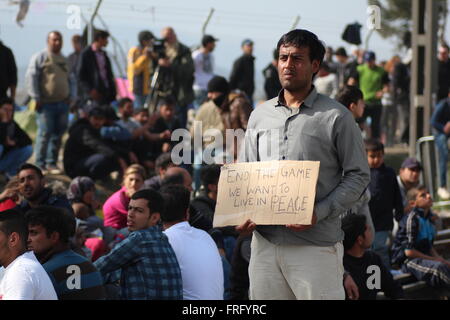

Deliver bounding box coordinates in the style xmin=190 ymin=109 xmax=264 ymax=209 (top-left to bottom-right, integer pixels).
xmin=240 ymin=87 xmax=370 ymax=247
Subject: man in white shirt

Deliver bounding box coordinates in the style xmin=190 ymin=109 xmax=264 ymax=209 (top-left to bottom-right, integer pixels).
xmin=160 ymin=184 xmax=224 ymax=300
xmin=0 ymin=209 xmax=57 ymax=300
xmin=192 ymin=35 xmax=218 ymax=109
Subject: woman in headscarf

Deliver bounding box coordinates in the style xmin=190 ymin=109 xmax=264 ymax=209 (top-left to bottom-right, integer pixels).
xmin=67 ymin=176 xmax=114 ymax=261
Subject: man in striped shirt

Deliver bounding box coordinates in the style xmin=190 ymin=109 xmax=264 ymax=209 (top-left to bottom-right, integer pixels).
xmin=26 ymin=205 xmax=106 ymax=300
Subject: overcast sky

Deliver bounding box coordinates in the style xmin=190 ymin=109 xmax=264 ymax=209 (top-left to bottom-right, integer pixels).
xmin=1 ymin=0 xmax=449 ymax=97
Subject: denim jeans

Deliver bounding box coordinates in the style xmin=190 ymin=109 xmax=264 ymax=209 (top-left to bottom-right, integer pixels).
xmin=35 ymin=101 xmax=69 ymax=168
xmin=434 ymin=132 xmax=448 ymax=188
xmin=0 ymin=145 xmax=33 ymax=177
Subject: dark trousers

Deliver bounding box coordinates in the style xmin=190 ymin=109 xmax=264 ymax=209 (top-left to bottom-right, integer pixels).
xmin=402 ymin=258 xmax=450 ymax=288
xmin=72 ymin=154 xmax=118 ymax=180
xmin=363 ymin=102 xmax=382 ymax=140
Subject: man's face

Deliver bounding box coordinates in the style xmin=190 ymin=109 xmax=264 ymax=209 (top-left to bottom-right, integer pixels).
xmin=0 ymin=103 xmax=14 ymax=122
xmin=134 ymin=111 xmax=149 ymax=125
xmin=415 ymin=189 xmax=433 ymax=210
xmin=89 ymin=115 xmax=106 ymax=130
xmin=242 ymin=43 xmax=253 ymax=55
xmin=160 ymin=105 xmax=174 ymax=121
xmin=400 ymin=167 xmax=421 ymax=185
xmin=350 ymin=99 xmax=365 ymax=119
xmin=27 ymin=224 xmax=54 ymax=258
xmin=438 ymin=47 xmax=449 ymax=62
xmin=162 ymin=28 xmax=176 ymax=44
xmin=366 ymin=59 xmax=376 ymax=68
xmin=127 ymin=198 xmax=158 ymax=232
xmin=278 ymin=45 xmax=319 ymax=93
xmin=120 ymin=102 xmax=134 ymax=118
xmin=367 ymin=150 xmax=384 ymax=169
xmin=98 ymin=37 xmax=109 ymax=48
xmin=18 ymin=169 xmax=44 ymax=201
xmin=206 ymin=41 xmax=216 ymax=52
xmin=48 ymin=32 xmax=63 ymax=54
xmin=335 ymin=55 xmax=347 ymax=64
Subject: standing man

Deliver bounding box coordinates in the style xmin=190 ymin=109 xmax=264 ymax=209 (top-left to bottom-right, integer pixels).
xmin=350 ymin=51 xmax=389 ymax=140
xmin=0 ymin=39 xmax=17 ymax=101
xmin=262 ymin=49 xmax=282 ymax=100
xmin=192 ymin=34 xmax=218 ymax=108
xmin=26 ymin=31 xmax=70 ymax=174
xmin=230 ymin=39 xmax=255 ymax=104
xmin=160 ymin=27 xmax=195 ymax=129
xmin=67 ymin=34 xmax=83 ymax=111
xmin=334 ymin=47 xmax=358 ymax=90
xmin=127 ymin=30 xmax=156 ymax=109
xmin=237 ymin=29 xmax=370 ymax=300
xmin=77 ymin=30 xmax=116 ymax=108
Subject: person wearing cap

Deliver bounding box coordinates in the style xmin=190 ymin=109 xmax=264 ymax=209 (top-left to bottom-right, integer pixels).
xmin=431 ymin=90 xmax=450 ymax=200
xmin=127 ymin=30 xmax=156 ymax=109
xmin=63 ymin=106 xmax=121 ymax=180
xmin=397 ymin=157 xmax=423 ymax=211
xmin=191 ymin=76 xmax=252 ymax=190
xmin=334 ymin=47 xmax=358 ymax=89
xmin=229 ymin=39 xmax=255 ymax=104
xmin=192 ymin=34 xmax=218 ymax=109
xmin=350 ymin=51 xmax=389 ymax=140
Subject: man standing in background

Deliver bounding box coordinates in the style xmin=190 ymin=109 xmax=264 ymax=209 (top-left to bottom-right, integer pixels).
xmin=26 ymin=31 xmax=70 ymax=174
xmin=192 ymin=34 xmax=218 ymax=109
xmin=230 ymin=39 xmax=255 ymax=105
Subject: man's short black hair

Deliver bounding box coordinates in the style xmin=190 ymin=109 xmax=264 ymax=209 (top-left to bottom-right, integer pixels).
xmin=157 ymin=96 xmax=177 ymax=109
xmin=365 ymin=139 xmax=384 ymax=153
xmin=131 ymin=189 xmax=164 ymax=215
xmin=160 ymin=172 xmax=184 ymax=188
xmin=25 ymin=206 xmax=75 ymax=243
xmin=336 ymin=86 xmax=364 ymax=109
xmin=18 ymin=163 xmax=44 ymax=179
xmin=273 ymin=48 xmax=279 ymax=61
xmin=0 ymin=97 xmax=14 ymax=108
xmin=277 ymin=29 xmax=326 ymax=73
xmin=155 ymin=152 xmax=174 ymax=172
xmin=160 ymin=185 xmax=191 ymax=223
xmin=94 ymin=30 xmax=110 ymax=41
xmin=138 ymin=30 xmax=154 ymax=46
xmin=118 ymin=97 xmax=133 ymax=109
xmin=0 ymin=209 xmax=27 ymax=248
xmin=342 ymin=213 xmax=367 ymax=251
xmin=200 ymin=164 xmax=221 ymax=192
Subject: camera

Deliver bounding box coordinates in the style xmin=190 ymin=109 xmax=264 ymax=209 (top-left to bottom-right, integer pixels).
xmin=152 ymin=38 xmax=166 ymax=58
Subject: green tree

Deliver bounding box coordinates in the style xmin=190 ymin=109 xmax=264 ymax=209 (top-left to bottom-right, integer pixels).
xmin=368 ymin=0 xmax=448 ymax=48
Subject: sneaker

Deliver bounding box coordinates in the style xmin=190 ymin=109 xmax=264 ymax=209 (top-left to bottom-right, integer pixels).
xmin=438 ymin=187 xmax=450 ymax=200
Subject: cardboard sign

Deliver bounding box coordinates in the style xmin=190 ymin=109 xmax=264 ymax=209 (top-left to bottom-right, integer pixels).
xmin=213 ymin=160 xmax=320 ymax=227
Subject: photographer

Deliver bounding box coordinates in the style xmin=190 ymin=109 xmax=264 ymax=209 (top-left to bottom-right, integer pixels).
xmin=127 ymin=30 xmax=158 ymax=109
